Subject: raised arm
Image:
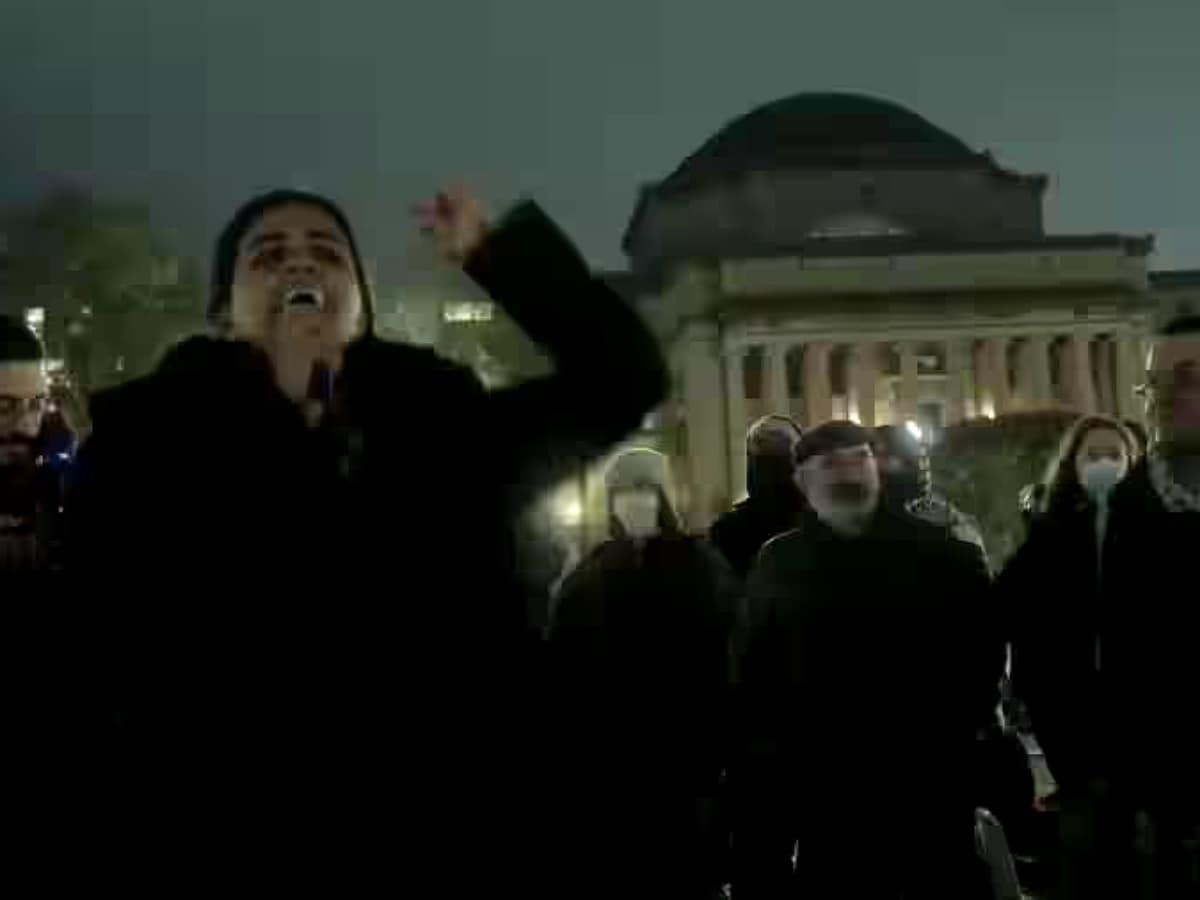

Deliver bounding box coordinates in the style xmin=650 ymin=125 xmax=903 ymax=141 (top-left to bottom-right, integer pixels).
xmin=420 ymin=186 xmax=668 ymax=507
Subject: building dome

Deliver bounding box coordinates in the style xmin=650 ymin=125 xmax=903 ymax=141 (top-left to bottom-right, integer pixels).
xmin=662 ymin=93 xmax=982 ymax=191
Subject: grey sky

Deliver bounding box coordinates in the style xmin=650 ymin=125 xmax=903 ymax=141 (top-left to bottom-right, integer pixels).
xmin=2 ymin=0 xmax=1197 ymax=278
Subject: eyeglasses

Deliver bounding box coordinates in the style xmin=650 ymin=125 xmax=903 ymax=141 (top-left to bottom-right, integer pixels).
xmin=0 ymin=395 xmax=49 ymax=419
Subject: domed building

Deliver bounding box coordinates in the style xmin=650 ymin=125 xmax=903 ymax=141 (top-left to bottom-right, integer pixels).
xmin=620 ymin=93 xmax=1157 ymax=527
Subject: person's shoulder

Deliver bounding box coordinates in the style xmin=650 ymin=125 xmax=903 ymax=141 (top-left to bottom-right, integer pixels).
xmin=90 ymin=337 xmax=282 ymax=427
xmin=710 ymin=499 xmax=751 ymax=535
xmin=751 ymin=526 xmax=810 ymax=573
xmin=886 ymin=507 xmax=988 ymax=570
xmin=1111 ymin=457 xmax=1158 ymax=511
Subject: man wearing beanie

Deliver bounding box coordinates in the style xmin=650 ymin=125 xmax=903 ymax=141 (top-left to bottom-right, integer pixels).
xmin=711 ymin=415 xmax=805 ymax=578
xmin=731 ymin=420 xmax=1000 ymax=899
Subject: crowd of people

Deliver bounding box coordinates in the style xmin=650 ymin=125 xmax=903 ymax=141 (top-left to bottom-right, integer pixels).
xmin=2 ymin=182 xmax=1198 ymax=898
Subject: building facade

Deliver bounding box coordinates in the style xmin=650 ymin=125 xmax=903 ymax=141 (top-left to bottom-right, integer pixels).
xmin=618 ymin=93 xmax=1164 ymax=530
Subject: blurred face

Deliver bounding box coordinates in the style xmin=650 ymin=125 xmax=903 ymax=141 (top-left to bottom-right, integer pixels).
xmin=1147 ymin=335 xmax=1200 ymax=453
xmin=747 ymin=420 xmax=801 ymax=498
xmin=0 ymin=361 xmax=49 ymax=450
xmin=1074 ymin=427 xmax=1130 ymax=481
xmin=229 ymin=203 xmax=364 ymax=397
xmin=610 ymin=485 xmax=661 ymax=540
xmin=1074 ymin=427 xmax=1130 ymax=502
xmin=749 ymin=421 xmax=801 ymax=461
xmin=796 ymin=443 xmax=880 ymax=535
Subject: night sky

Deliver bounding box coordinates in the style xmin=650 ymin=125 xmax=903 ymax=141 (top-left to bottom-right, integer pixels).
xmin=2 ymin=0 xmax=1197 ymax=279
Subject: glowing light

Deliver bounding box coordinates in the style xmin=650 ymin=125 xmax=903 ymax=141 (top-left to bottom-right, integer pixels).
xmin=980 ymin=399 xmax=997 ymax=420
xmin=559 ymin=500 xmax=583 ymax=527
xmin=905 ymin=420 xmax=923 ymax=441
xmin=24 ymin=307 xmax=46 ymax=340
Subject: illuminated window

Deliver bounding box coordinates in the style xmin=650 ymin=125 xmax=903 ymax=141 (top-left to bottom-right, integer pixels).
xmin=808 ymin=213 xmax=909 ymax=239
xmin=442 ymin=301 xmax=495 ymax=323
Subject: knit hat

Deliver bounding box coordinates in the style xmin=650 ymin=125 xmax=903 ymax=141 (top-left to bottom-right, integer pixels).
xmin=795 ymin=420 xmax=873 ymax=465
xmin=208 ymin=189 xmax=376 ymax=334
xmin=605 ymin=447 xmax=670 ymax=494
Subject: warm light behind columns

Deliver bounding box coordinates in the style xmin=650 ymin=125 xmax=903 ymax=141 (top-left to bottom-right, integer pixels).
xmin=1068 ymin=334 xmax=1098 ymax=415
xmin=678 ymin=321 xmax=729 ymax=527
xmin=803 ymin=342 xmax=833 ymax=427
xmin=986 ymin=337 xmax=1012 ymax=415
xmin=1115 ymin=336 xmax=1142 ymax=423
xmin=945 ymin=339 xmax=971 ymax=424
xmin=724 ymin=346 xmax=749 ymax=503
xmin=850 ymin=342 xmax=878 ymax=427
xmin=1014 ymin=336 xmax=1052 ymax=410
xmin=764 ymin=341 xmax=789 ymax=417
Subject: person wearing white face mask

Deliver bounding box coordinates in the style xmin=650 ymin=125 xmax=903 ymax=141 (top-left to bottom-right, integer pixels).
xmin=1005 ymin=316 xmax=1200 ymax=900
xmin=546 ymin=448 xmax=740 ymax=900
xmin=998 ymin=414 xmax=1140 ymax=899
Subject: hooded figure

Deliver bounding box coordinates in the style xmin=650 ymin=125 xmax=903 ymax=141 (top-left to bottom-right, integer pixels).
xmin=710 ymin=415 xmax=804 ymax=578
xmin=64 ymin=188 xmax=667 ymax=892
xmin=547 ymin=448 xmax=740 ymax=900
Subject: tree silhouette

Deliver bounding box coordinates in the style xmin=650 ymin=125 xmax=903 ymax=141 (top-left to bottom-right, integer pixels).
xmin=0 ymin=188 xmax=205 ymax=394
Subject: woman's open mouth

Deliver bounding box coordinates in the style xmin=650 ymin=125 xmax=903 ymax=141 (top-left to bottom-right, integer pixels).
xmin=284 ymin=286 xmax=324 ymax=312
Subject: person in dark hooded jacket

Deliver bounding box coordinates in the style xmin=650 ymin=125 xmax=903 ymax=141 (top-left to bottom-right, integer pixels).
xmin=547 ymin=448 xmax=740 ymax=900
xmin=61 ymin=186 xmax=667 ymax=892
xmin=710 ymin=415 xmax=804 ymax=578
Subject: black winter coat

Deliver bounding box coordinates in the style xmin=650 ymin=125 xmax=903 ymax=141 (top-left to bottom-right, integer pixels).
xmin=56 ymin=202 xmax=667 ymax=891
xmin=1001 ymin=459 xmax=1200 ymax=816
xmin=732 ymin=507 xmax=1000 ymax=899
xmin=547 ymin=534 xmax=741 ymax=899
xmin=710 ymin=496 xmax=801 ymax=580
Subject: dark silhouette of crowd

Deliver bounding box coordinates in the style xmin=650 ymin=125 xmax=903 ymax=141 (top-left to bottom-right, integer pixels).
xmin=3 ymin=180 xmax=1198 ymax=898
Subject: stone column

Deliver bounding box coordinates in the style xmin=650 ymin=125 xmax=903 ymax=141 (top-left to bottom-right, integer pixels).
xmin=803 ymin=342 xmax=833 ymax=427
xmin=764 ymin=341 xmax=789 ymax=417
xmin=1069 ymin=334 xmax=1097 ymax=415
xmin=1095 ymin=340 xmax=1117 ymax=415
xmin=898 ymin=341 xmax=919 ymax=424
xmin=850 ymin=342 xmax=878 ymax=427
xmin=1014 ymin=336 xmax=1052 ymax=411
xmin=1115 ymin=336 xmax=1141 ymax=423
xmin=725 ymin=345 xmax=749 ymax=503
xmin=679 ymin=321 xmax=730 ymax=528
xmin=1028 ymin=335 xmax=1053 ymax=409
xmin=986 ymin=337 xmax=1012 ymax=416
xmin=945 ymin=339 xmax=970 ymax=425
